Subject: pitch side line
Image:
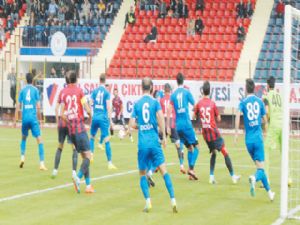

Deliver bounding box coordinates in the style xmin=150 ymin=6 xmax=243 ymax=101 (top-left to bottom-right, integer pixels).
xmin=0 ymin=162 xmax=282 ymax=203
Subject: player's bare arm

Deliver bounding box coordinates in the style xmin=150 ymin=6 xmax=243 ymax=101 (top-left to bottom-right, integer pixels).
xmin=157 ymin=109 xmax=167 ymax=149
xmin=129 ymin=118 xmax=137 ymax=130
xmin=14 ymin=102 xmax=21 ymax=127
xmin=55 ymin=101 xmax=60 ymax=124
xmin=234 ymin=110 xmax=241 ymax=144
xmin=36 ymin=101 xmax=42 ymax=124
xmin=166 ymin=103 xmax=173 ymax=135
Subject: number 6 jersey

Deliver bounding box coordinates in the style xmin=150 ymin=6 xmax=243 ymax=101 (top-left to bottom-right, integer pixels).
xmin=239 ymin=94 xmax=266 ymax=143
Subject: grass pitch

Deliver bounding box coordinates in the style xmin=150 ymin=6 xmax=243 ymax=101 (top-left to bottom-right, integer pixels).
xmin=0 ymin=127 xmax=296 ymax=225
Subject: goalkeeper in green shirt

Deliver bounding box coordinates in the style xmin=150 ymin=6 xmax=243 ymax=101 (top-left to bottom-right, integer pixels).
xmin=263 ymin=76 xmax=282 ymax=181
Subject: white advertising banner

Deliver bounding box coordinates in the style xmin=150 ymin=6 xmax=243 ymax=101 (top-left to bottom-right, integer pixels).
xmin=43 ymin=79 xmax=300 ymax=117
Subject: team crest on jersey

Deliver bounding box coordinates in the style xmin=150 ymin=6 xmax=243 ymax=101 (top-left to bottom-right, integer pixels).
xmin=46 ymin=83 xmax=58 ymax=106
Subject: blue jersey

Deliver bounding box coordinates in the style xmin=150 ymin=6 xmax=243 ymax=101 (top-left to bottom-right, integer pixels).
xmin=239 ymin=95 xmax=266 ymax=143
xmin=18 ymin=85 xmax=40 ymax=122
xmin=170 ymin=87 xmax=195 ymax=130
xmin=90 ymin=85 xmax=110 ymax=120
xmin=131 ymin=95 xmax=161 ymax=149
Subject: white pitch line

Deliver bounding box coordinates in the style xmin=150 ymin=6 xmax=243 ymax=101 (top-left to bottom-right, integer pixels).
xmin=0 ymin=162 xmax=281 ymax=203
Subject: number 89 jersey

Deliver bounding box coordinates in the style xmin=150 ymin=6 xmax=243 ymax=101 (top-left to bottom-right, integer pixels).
xmin=131 ymin=95 xmax=161 ymax=149
xmin=239 ymin=95 xmax=266 ymax=143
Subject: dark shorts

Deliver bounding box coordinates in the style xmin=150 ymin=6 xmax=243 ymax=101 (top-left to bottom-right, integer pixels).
xmin=206 ymin=137 xmax=224 ymax=153
xmin=159 ymin=128 xmax=180 ymax=144
xmin=58 ymin=127 xmax=71 ymax=144
xmin=112 ymin=115 xmax=125 ymax=126
xmin=70 ymin=132 xmax=90 ymax=153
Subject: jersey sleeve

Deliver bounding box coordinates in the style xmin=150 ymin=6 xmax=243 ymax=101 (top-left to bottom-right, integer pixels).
xmin=260 ymin=100 xmax=266 ymax=117
xmin=188 ymin=91 xmax=195 ymax=105
xmin=106 ymin=90 xmax=111 ymax=100
xmin=238 ymin=101 xmax=243 ymax=112
xmin=155 ymin=99 xmax=162 ymax=112
xmin=194 ymin=101 xmax=200 ymax=115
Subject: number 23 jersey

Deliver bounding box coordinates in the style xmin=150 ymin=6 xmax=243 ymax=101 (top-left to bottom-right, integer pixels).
xmin=239 ymin=95 xmax=266 ymax=143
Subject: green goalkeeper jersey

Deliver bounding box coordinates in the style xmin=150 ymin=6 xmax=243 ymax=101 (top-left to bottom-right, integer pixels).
xmin=263 ymin=89 xmax=282 ymax=128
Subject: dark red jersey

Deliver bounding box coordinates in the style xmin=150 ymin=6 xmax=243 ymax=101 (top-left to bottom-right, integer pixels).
xmin=160 ymin=94 xmax=176 ymax=128
xmin=194 ymin=97 xmax=221 ymax=142
xmin=57 ymin=89 xmax=67 ymax=128
xmin=61 ymin=84 xmax=86 ymax=135
xmin=112 ymin=96 xmax=122 ymax=117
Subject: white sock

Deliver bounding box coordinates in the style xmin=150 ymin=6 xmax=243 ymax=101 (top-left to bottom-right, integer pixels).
xmin=21 ymin=155 xmax=25 ymax=161
xmin=146 ymin=198 xmax=151 ymax=205
xmin=171 ymin=198 xmax=176 ymax=205
xmin=72 ymin=170 xmax=77 ymax=177
xmin=52 ymin=169 xmax=58 ymax=175
xmin=210 ymin=175 xmax=214 ymax=180
xmin=147 ymin=170 xmax=153 ymax=176
xmin=40 ymin=161 xmax=45 ymax=166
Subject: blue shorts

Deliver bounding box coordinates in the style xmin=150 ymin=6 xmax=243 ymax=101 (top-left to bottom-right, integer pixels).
xmin=90 ymin=119 xmax=110 ymax=140
xmin=177 ymin=127 xmax=198 ymax=148
xmin=206 ymin=137 xmax=224 ymax=153
xmin=246 ymin=142 xmax=265 ymax=162
xmin=70 ymin=132 xmax=90 ymax=153
xmin=138 ymin=146 xmax=165 ymax=171
xmin=58 ymin=127 xmax=71 ymax=144
xmin=22 ymin=120 xmax=41 ymax=138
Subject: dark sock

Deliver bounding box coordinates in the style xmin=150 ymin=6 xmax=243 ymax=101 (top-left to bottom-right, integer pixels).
xmin=224 ymin=155 xmax=234 ymax=176
xmin=210 ymin=153 xmax=216 ymax=175
xmin=54 ymin=148 xmax=62 ymax=170
xmin=72 ymin=149 xmax=78 ymax=171
xmin=80 ymin=158 xmax=90 ymax=177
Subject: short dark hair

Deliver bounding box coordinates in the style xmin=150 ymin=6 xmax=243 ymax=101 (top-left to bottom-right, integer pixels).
xmin=26 ymin=73 xmax=33 ymax=84
xmin=246 ymin=78 xmax=255 ymax=94
xmin=164 ymin=83 xmax=171 ymax=93
xmin=142 ymin=77 xmax=152 ymax=91
xmin=65 ymin=74 xmax=70 ymax=84
xmin=202 ymin=81 xmax=210 ymax=96
xmin=68 ymin=70 xmax=77 ymax=84
xmin=176 ymin=73 xmax=184 ymax=85
xmin=267 ymin=76 xmax=275 ymax=89
xmin=100 ymin=73 xmax=106 ymax=83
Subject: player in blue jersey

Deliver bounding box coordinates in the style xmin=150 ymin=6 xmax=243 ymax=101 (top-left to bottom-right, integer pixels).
xmin=129 ymin=77 xmax=177 ymax=213
xmin=14 ymin=73 xmax=47 ymax=170
xmin=235 ymin=79 xmax=275 ymax=201
xmin=167 ymin=73 xmax=199 ymax=180
xmin=89 ymin=73 xmax=117 ymax=169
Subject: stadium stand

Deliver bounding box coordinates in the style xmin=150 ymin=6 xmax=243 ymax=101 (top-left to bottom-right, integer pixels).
xmin=0 ymin=1 xmax=26 ymax=49
xmin=254 ymin=1 xmax=300 ymax=82
xmin=107 ymin=0 xmax=256 ymax=80
xmin=21 ymin=0 xmax=122 ymax=49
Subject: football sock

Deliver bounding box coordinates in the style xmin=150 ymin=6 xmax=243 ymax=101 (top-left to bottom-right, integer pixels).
xmin=38 ymin=143 xmax=45 ymax=161
xmin=255 ymin=168 xmax=263 ymax=182
xmin=176 ymin=146 xmax=183 ymax=166
xmin=210 ymin=153 xmax=216 ymax=175
xmin=84 ymin=166 xmax=90 ymax=186
xmin=257 ymin=168 xmax=270 ymax=192
xmin=90 ymin=138 xmax=95 ymax=154
xmin=78 ymin=158 xmax=90 ymax=179
xmin=224 ymin=155 xmax=234 ymax=176
xmin=188 ymin=150 xmax=193 ymax=169
xmin=72 ymin=149 xmax=78 ymax=171
xmin=140 ymin=176 xmax=150 ymax=199
xmin=191 ymin=147 xmax=199 ymax=167
xmin=54 ymin=148 xmax=62 ymax=169
xmin=105 ymin=142 xmax=112 ymax=161
xmin=20 ymin=139 xmax=26 ymax=156
xmin=163 ymin=173 xmax=175 ymax=199
xmin=110 ymin=128 xmax=114 ymax=136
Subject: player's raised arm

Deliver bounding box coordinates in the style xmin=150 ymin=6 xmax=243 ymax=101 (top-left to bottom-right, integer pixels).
xmin=82 ymin=96 xmax=92 ymax=119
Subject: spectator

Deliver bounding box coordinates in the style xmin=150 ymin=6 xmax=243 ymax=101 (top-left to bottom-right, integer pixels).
xmin=276 ymin=0 xmax=285 ymax=19
xmin=237 ymin=23 xmax=245 ymax=43
xmin=170 ymin=0 xmax=176 ymax=12
xmin=144 ymin=22 xmax=157 ymax=43
xmin=195 ymin=15 xmax=204 ymax=35
xmin=98 ymin=0 xmax=106 ymax=15
xmin=104 ymin=2 xmax=114 ymax=18
xmin=49 ymin=67 xmax=57 ymax=78
xmin=158 ymin=0 xmax=167 ymax=18
xmin=178 ymin=0 xmax=189 ymax=18
xmin=245 ymin=0 xmax=253 ymax=18
xmin=138 ymin=0 xmax=146 ymax=10
xmin=57 ymin=7 xmax=65 ymax=23
xmin=195 ymin=0 xmax=205 ymax=12
xmin=48 ymin=0 xmax=58 ymax=17
xmin=42 ymin=22 xmax=49 ymax=46
xmin=7 ymin=67 xmax=17 ymax=106
xmin=82 ymin=0 xmax=91 ymax=19
xmin=166 ymin=9 xmax=174 ymax=18
xmin=0 ymin=24 xmax=4 ymax=43
xmin=6 ymin=15 xmax=14 ymax=34
xmin=187 ymin=18 xmax=195 ymax=36
xmin=145 ymin=0 xmax=157 ymax=11
xmin=124 ymin=6 xmax=135 ymax=29
xmin=236 ymin=0 xmax=245 ymax=19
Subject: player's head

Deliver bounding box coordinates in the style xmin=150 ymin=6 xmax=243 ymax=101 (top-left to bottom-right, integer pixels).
xmin=68 ymin=70 xmax=77 ymax=84
xmin=100 ymin=73 xmax=106 ymax=84
xmin=164 ymin=83 xmax=171 ymax=94
xmin=26 ymin=72 xmax=33 ymax=84
xmin=113 ymin=88 xmax=118 ymax=97
xmin=267 ymin=76 xmax=276 ymax=90
xmin=142 ymin=77 xmax=152 ymax=93
xmin=245 ymin=78 xmax=255 ymax=94
xmin=150 ymin=80 xmax=154 ymax=94
xmin=176 ymin=72 xmax=184 ymax=85
xmin=65 ymin=73 xmax=70 ymax=84
xmin=202 ymin=81 xmax=210 ymax=96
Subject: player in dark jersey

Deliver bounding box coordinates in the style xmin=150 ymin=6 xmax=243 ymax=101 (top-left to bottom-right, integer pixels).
xmin=51 ymin=74 xmax=78 ymax=179
xmin=194 ymin=81 xmax=240 ymax=184
xmin=111 ymin=88 xmax=133 ymax=142
xmin=160 ymin=83 xmax=186 ymax=174
xmin=60 ymin=71 xmax=94 ymax=194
